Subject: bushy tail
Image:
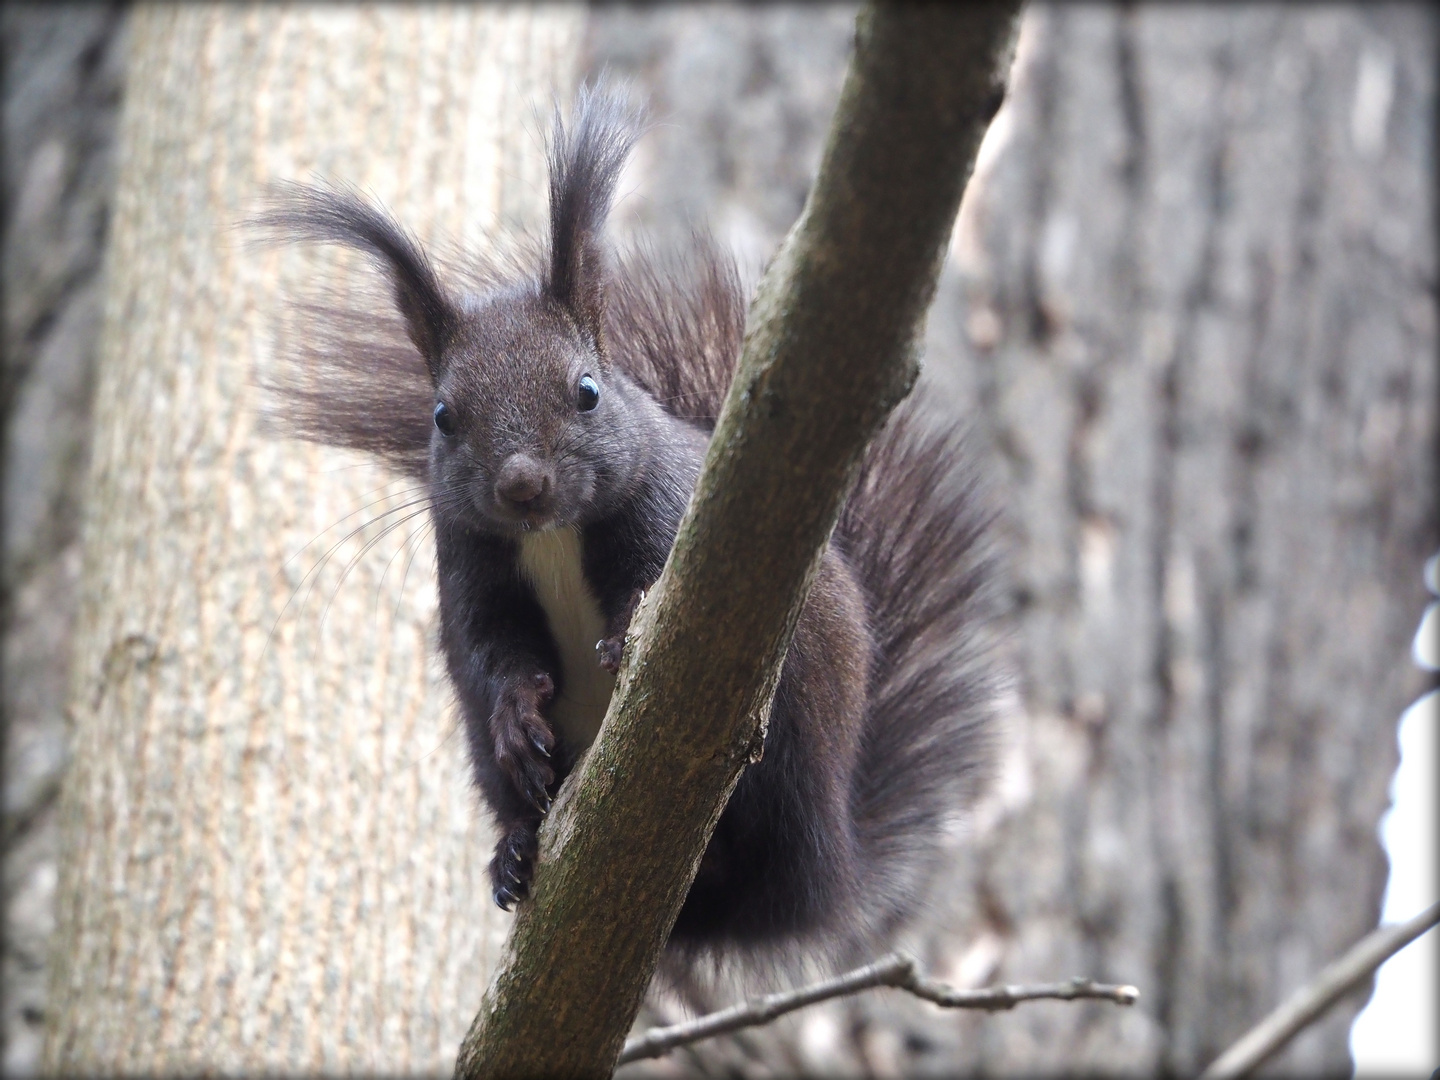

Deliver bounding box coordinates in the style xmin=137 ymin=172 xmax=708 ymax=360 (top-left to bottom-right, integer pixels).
xmin=612 ymin=248 xmax=1005 ymax=942
xmin=838 ymin=403 xmax=1004 ymax=940
xmin=606 ymin=239 xmax=746 ymax=428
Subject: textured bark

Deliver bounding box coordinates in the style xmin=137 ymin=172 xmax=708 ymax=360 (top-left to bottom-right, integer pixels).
xmin=456 ymin=7 xmax=1021 ymax=1078
xmin=2 ymin=6 xmax=127 ymax=1073
xmin=591 ymin=5 xmax=1436 ymax=1078
xmin=933 ymin=7 xmax=1436 ymax=1075
xmin=43 ymin=6 xmax=583 ymax=1074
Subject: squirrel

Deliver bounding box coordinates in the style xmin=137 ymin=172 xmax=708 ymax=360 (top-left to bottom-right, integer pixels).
xmin=255 ymin=84 xmax=1002 ymax=955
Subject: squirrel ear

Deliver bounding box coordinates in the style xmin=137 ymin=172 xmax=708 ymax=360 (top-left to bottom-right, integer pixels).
xmin=252 ymin=183 xmax=458 ymax=378
xmin=545 ymin=84 xmax=643 ymax=358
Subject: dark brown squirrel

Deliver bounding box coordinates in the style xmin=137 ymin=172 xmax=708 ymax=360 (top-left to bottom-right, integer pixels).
xmin=255 ymin=84 xmax=1002 ymax=955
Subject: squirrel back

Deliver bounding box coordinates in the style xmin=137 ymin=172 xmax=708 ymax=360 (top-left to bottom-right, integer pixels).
xmin=255 ymin=85 xmax=1002 ymax=958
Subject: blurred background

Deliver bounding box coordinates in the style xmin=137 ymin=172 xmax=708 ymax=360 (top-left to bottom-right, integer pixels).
xmin=3 ymin=3 xmax=1435 ymax=1076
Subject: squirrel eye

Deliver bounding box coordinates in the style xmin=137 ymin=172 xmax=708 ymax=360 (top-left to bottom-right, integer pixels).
xmin=577 ymin=374 xmax=600 ymax=412
xmin=433 ymin=400 xmax=457 ymax=437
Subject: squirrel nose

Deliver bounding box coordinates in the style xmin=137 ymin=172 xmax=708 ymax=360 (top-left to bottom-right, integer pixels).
xmin=496 ymin=455 xmax=552 ymax=508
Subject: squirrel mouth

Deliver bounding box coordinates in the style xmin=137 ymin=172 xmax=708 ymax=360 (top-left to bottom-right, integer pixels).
xmin=487 ymin=489 xmax=558 ymax=532
xmin=505 ymin=506 xmax=558 ymax=532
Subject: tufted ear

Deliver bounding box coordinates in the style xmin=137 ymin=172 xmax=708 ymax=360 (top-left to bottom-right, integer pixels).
xmin=544 ymin=84 xmax=644 ymax=363
xmin=252 ymin=182 xmax=458 ymax=378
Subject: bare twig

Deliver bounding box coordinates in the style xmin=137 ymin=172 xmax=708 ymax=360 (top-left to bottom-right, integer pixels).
xmin=1198 ymin=901 xmax=1440 ymax=1080
xmin=618 ymin=953 xmax=1140 ymax=1065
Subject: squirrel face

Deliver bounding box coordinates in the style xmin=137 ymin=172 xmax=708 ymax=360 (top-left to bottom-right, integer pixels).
xmin=427 ymin=291 xmax=641 ymax=536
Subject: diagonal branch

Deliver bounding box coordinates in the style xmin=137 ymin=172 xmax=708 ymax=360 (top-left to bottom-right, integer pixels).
xmin=618 ymin=953 xmax=1139 ymax=1065
xmin=454 ymin=5 xmax=1023 ymax=1077
xmin=1198 ymin=901 xmax=1440 ymax=1080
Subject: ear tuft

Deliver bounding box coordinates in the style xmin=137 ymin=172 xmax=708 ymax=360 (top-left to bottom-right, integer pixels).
xmin=545 ymin=83 xmax=645 ymax=358
xmin=249 ymin=182 xmax=458 ymax=375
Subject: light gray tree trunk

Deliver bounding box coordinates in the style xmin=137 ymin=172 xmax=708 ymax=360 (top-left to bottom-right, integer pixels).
xmin=598 ymin=5 xmax=1436 ymax=1077
xmin=43 ymin=6 xmax=583 ymax=1074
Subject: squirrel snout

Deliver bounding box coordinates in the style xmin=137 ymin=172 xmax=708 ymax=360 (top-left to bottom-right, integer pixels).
xmin=495 ymin=454 xmax=553 ymax=509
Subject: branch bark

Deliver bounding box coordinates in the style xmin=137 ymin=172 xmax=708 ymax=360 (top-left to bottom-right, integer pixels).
xmin=618 ymin=953 xmax=1138 ymax=1065
xmin=1197 ymin=902 xmax=1440 ymax=1080
xmin=454 ymin=5 xmax=1023 ymax=1078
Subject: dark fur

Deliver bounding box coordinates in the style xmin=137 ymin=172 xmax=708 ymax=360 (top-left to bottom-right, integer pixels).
xmin=254 ymin=84 xmax=1001 ymax=954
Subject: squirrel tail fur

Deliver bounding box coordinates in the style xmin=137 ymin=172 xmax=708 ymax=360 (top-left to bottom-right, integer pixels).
xmin=609 ymin=242 xmax=1004 ymax=954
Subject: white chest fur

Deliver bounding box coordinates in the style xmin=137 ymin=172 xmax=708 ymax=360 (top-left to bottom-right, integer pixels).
xmin=517 ymin=527 xmax=617 ymax=753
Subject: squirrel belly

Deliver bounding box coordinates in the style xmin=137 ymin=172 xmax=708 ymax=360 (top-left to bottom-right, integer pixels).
xmin=517 ymin=527 xmax=614 ymax=753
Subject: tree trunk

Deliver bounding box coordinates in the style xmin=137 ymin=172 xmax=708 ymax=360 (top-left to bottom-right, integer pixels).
xmin=595 ymin=5 xmax=1436 ymax=1077
xmin=43 ymin=6 xmax=582 ymax=1074
xmin=935 ymin=7 xmax=1435 ymax=1074
xmin=2 ymin=6 xmax=127 ymax=1072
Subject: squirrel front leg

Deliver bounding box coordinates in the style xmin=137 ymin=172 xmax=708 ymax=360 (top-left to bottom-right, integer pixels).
xmin=595 ymin=588 xmax=644 ymax=675
xmin=490 ymin=671 xmax=558 ymax=811
xmin=485 ymin=669 xmax=558 ymax=909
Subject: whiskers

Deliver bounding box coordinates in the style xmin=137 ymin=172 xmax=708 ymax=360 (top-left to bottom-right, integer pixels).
xmin=264 ymin=477 xmax=473 ymax=659
xmin=256 ymin=474 xmax=478 ymax=782
xmin=265 ymin=485 xmax=428 ymax=655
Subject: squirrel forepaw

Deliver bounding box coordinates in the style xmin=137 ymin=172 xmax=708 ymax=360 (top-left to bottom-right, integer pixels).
xmin=491 ymin=673 xmax=557 ymax=812
xmin=595 ymin=635 xmax=624 ymax=674
xmin=595 ymin=588 xmax=645 ymax=674
xmin=489 ymin=824 xmax=537 ymax=910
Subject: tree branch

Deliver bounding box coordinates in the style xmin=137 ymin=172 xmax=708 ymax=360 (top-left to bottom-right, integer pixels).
xmin=1198 ymin=901 xmax=1440 ymax=1080
xmin=618 ymin=953 xmax=1139 ymax=1065
xmin=454 ymin=5 xmax=1023 ymax=1078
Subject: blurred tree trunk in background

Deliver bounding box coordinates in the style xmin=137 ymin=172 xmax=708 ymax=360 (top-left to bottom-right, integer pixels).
xmin=932 ymin=6 xmax=1434 ymax=1075
xmin=2 ymin=6 xmax=127 ymax=1072
xmin=595 ymin=5 xmax=1435 ymax=1077
xmin=42 ymin=6 xmax=581 ymax=1074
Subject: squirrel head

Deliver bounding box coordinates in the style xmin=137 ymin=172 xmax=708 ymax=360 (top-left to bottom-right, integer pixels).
xmin=256 ymin=84 xmax=653 ymax=536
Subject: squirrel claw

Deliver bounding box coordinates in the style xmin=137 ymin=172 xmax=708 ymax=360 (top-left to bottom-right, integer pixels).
xmin=489 ymin=825 xmax=537 ymax=910
xmin=595 ymin=589 xmax=644 ymax=675
xmin=596 ymin=636 xmax=624 ymax=675
xmin=491 ymin=675 xmax=556 ymax=810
